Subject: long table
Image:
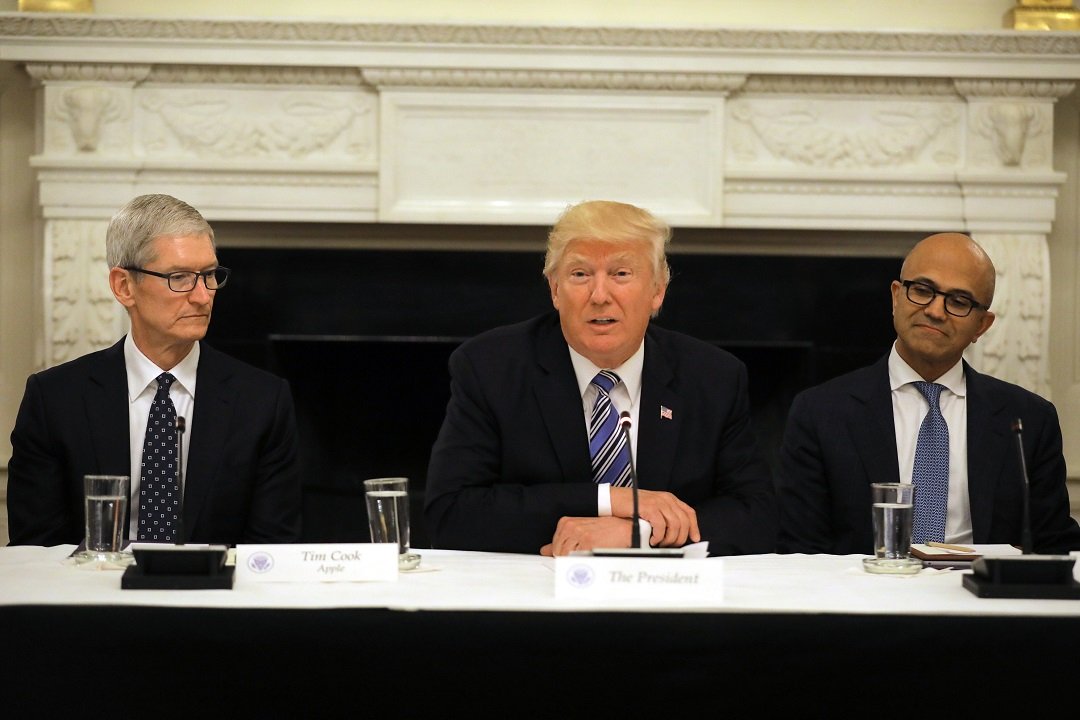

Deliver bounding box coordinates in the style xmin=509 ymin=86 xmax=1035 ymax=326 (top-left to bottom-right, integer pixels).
xmin=3 ymin=546 xmax=1079 ymax=715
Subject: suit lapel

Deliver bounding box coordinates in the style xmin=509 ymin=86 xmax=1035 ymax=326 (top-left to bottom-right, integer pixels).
xmin=964 ymin=364 xmax=1009 ymax=543
xmin=847 ymin=358 xmax=901 ymax=485
xmin=86 ymin=340 xmax=132 ymax=474
xmin=534 ymin=316 xmax=593 ymax=482
xmin=637 ymin=334 xmax=678 ymax=491
xmin=184 ymin=343 xmax=233 ymax=541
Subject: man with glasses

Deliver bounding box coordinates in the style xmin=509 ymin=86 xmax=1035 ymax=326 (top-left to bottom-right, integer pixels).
xmin=777 ymin=232 xmax=1080 ymax=554
xmin=8 ymin=194 xmax=301 ymax=546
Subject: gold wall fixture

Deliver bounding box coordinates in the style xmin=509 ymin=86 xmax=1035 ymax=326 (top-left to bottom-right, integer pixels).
xmin=18 ymin=0 xmax=94 ymax=12
xmin=1005 ymin=0 xmax=1080 ymax=30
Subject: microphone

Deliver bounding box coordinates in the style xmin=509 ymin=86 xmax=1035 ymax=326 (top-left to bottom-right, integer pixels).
xmin=175 ymin=416 xmax=186 ymax=546
xmin=121 ymin=413 xmax=233 ymax=590
xmin=962 ymin=417 xmax=1080 ymax=598
xmin=1012 ymin=418 xmax=1034 ymax=555
xmin=619 ymin=411 xmax=642 ymax=549
xmin=584 ymin=412 xmax=686 ymax=558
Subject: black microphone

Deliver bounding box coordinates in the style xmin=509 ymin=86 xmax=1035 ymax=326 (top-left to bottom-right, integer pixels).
xmin=175 ymin=416 xmax=186 ymax=546
xmin=1012 ymin=418 xmax=1034 ymax=555
xmin=962 ymin=416 xmax=1079 ymax=598
xmin=619 ymin=411 xmax=642 ymax=549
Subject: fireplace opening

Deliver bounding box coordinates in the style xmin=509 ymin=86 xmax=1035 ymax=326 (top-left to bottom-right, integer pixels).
xmin=206 ymin=241 xmax=902 ymax=548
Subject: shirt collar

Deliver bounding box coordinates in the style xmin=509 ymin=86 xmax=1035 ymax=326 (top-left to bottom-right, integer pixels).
xmin=888 ymin=341 xmax=966 ymax=397
xmin=124 ymin=335 xmax=200 ymax=401
xmin=568 ymin=339 xmax=645 ymax=401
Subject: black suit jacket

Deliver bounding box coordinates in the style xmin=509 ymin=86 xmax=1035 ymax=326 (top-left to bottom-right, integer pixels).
xmin=777 ymin=354 xmax=1080 ymax=554
xmin=424 ymin=312 xmax=776 ymax=555
xmin=7 ymin=338 xmax=301 ymax=546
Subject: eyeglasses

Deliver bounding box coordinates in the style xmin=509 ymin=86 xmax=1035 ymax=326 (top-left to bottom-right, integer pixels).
xmin=124 ymin=266 xmax=230 ymax=293
xmin=899 ymin=279 xmax=987 ymax=318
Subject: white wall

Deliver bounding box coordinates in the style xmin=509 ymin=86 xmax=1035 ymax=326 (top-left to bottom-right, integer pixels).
xmin=2 ymin=0 xmax=1020 ymax=29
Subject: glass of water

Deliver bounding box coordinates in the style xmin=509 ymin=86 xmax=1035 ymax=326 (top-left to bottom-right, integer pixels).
xmin=364 ymin=477 xmax=421 ymax=570
xmin=863 ymin=482 xmax=921 ymax=574
xmin=76 ymin=475 xmax=132 ymax=566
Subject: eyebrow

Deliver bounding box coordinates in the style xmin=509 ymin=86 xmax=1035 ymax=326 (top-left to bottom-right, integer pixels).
xmin=909 ymin=276 xmax=976 ymax=298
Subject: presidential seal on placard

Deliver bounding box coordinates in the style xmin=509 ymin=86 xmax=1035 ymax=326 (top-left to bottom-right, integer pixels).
xmin=566 ymin=564 xmax=595 ymax=588
xmin=246 ymin=551 xmax=274 ymax=573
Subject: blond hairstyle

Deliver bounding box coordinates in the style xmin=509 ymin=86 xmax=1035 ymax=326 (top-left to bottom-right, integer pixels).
xmin=543 ymin=200 xmax=671 ymax=286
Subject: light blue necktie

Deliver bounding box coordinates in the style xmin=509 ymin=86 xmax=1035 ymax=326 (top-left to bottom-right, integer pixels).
xmin=588 ymin=371 xmax=632 ymax=487
xmin=911 ymin=381 xmax=948 ymax=543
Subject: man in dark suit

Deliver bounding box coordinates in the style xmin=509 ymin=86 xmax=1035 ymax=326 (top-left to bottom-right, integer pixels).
xmin=8 ymin=194 xmax=301 ymax=547
xmin=778 ymin=232 xmax=1080 ymax=555
xmin=425 ymin=200 xmax=776 ymax=556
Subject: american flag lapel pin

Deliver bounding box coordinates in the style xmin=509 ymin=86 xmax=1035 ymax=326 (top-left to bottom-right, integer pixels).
xmin=660 ymin=405 xmax=673 ymax=420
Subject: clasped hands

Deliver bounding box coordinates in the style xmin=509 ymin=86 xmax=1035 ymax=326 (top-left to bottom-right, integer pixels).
xmin=539 ymin=488 xmax=700 ymax=557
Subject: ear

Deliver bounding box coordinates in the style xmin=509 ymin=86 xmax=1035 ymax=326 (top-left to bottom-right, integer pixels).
xmin=547 ymin=275 xmax=559 ymax=310
xmin=971 ymin=310 xmax=996 ymax=344
xmin=890 ymin=280 xmax=903 ymax=316
xmin=650 ymin=280 xmax=667 ymax=314
xmin=109 ymin=267 xmax=136 ymax=308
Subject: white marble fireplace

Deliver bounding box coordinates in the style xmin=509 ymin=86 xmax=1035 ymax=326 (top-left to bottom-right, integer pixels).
xmin=2 ymin=13 xmax=1078 ymax=397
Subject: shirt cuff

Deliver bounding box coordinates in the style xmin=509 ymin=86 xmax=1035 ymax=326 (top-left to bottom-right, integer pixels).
xmin=637 ymin=518 xmax=653 ymax=548
xmin=597 ymin=484 xmax=612 ymax=517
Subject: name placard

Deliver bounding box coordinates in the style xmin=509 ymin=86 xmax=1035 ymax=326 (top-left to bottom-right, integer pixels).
xmin=553 ymin=556 xmax=722 ymax=604
xmin=235 ymin=543 xmax=398 ymax=583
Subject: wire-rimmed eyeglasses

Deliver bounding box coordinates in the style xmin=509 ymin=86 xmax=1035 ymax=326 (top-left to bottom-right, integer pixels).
xmin=124 ymin=266 xmax=230 ymax=293
xmin=899 ymin=279 xmax=988 ymax=318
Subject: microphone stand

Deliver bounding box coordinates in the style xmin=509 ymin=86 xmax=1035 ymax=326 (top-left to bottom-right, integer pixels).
xmin=121 ymin=415 xmax=233 ymax=590
xmin=176 ymin=415 xmax=186 ymax=546
xmin=587 ymin=411 xmax=685 ymax=557
xmin=620 ymin=412 xmax=641 ymax=549
xmin=962 ymin=417 xmax=1079 ymax=598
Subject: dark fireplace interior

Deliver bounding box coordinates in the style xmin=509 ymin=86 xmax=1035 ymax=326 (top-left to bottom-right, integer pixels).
xmin=205 ymin=229 xmax=905 ymax=549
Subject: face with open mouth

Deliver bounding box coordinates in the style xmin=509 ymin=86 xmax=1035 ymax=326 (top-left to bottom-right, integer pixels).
xmin=548 ymin=237 xmax=666 ymax=369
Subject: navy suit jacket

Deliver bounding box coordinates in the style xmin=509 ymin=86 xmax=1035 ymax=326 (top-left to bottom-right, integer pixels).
xmin=424 ymin=312 xmax=777 ymax=555
xmin=777 ymin=354 xmax=1080 ymax=555
xmin=7 ymin=338 xmax=301 ymax=546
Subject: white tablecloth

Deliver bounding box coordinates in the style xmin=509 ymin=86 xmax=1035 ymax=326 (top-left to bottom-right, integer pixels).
xmin=2 ymin=544 xmax=1079 ymax=617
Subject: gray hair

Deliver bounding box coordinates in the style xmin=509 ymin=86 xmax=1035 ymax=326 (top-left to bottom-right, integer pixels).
xmin=105 ymin=194 xmax=215 ymax=269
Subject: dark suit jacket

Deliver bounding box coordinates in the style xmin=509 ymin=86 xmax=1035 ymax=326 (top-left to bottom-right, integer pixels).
xmin=777 ymin=354 xmax=1080 ymax=555
xmin=7 ymin=338 xmax=302 ymax=546
xmin=424 ymin=312 xmax=776 ymax=555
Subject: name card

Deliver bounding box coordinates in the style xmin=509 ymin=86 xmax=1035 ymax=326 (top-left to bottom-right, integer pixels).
xmin=554 ymin=556 xmax=723 ymax=604
xmin=235 ymin=543 xmax=398 ymax=583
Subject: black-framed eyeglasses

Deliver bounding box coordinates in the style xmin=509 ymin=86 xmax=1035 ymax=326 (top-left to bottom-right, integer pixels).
xmin=899 ymin=279 xmax=987 ymax=318
xmin=124 ymin=266 xmax=230 ymax=293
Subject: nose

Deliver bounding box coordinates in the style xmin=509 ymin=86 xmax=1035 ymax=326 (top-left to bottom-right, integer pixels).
xmin=922 ymin=292 xmax=949 ymax=320
xmin=589 ymin=275 xmax=612 ymax=304
xmin=188 ymin=276 xmax=213 ymax=304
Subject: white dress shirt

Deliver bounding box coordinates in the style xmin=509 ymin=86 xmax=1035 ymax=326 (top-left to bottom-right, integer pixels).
xmin=567 ymin=341 xmax=653 ymax=544
xmin=889 ymin=343 xmax=973 ymax=544
xmin=124 ymin=335 xmax=199 ymax=537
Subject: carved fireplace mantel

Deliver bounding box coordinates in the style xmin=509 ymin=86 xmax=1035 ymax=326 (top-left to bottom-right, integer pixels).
xmin=1 ymin=13 xmax=1078 ymax=395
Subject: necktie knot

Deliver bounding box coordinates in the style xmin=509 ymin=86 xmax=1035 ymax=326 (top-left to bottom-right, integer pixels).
xmin=912 ymin=380 xmax=943 ymax=408
xmin=591 ymin=370 xmax=620 ymax=395
xmin=155 ymin=372 xmax=176 ymax=397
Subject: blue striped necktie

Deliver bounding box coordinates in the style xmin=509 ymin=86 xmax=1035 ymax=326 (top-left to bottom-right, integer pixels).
xmin=911 ymin=381 xmax=948 ymax=543
xmin=138 ymin=372 xmax=180 ymax=542
xmin=588 ymin=371 xmax=632 ymax=487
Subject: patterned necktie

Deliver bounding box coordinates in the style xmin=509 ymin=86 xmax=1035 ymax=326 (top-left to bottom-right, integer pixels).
xmin=588 ymin=371 xmax=632 ymax=487
xmin=911 ymin=381 xmax=948 ymax=543
xmin=138 ymin=372 xmax=180 ymax=542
